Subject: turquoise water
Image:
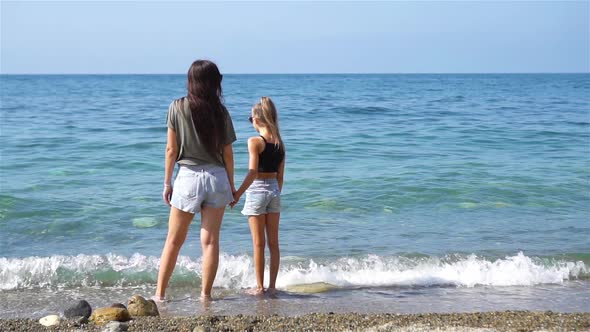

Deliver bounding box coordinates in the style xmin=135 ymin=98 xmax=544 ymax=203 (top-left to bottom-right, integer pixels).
xmin=0 ymin=74 xmax=589 ymax=317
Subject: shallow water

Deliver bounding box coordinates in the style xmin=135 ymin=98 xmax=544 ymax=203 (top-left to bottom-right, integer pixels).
xmin=1 ymin=281 xmax=589 ymax=318
xmin=0 ymin=74 xmax=589 ymax=317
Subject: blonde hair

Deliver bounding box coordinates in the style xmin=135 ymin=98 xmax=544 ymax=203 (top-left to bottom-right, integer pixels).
xmin=252 ymin=97 xmax=284 ymax=150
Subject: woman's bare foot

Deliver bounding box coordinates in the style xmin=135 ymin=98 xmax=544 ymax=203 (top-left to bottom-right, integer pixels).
xmin=265 ymin=287 xmax=278 ymax=295
xmin=151 ymin=295 xmax=167 ymax=303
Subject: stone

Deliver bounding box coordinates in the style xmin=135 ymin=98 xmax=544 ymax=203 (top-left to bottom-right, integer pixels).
xmin=127 ymin=294 xmax=159 ymax=317
xmin=285 ymin=282 xmax=336 ymax=293
xmin=39 ymin=314 xmax=61 ymax=327
xmin=89 ymin=307 xmax=131 ymax=326
xmin=64 ymin=299 xmax=92 ymax=319
xmin=102 ymin=321 xmax=129 ymax=332
xmin=132 ymin=217 xmax=158 ymax=228
xmin=193 ymin=326 xmax=210 ymax=332
xmin=110 ymin=303 xmax=127 ymax=309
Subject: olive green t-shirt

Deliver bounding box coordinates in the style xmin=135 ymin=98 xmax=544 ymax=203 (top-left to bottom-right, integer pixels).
xmin=166 ymin=98 xmax=236 ymax=167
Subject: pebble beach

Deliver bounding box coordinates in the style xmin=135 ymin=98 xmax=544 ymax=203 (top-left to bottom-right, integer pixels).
xmin=2 ymin=311 xmax=590 ymax=332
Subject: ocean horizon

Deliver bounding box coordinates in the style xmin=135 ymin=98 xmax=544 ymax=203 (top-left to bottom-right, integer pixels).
xmin=2 ymin=72 xmax=590 ymax=76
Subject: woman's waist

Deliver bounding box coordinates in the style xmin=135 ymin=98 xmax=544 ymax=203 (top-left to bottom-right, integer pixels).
xmin=177 ymin=164 xmax=227 ymax=176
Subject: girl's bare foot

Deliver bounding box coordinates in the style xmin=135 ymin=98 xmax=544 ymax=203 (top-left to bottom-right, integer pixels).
xmin=265 ymin=287 xmax=278 ymax=295
xmin=246 ymin=288 xmax=264 ymax=295
xmin=200 ymin=293 xmax=213 ymax=302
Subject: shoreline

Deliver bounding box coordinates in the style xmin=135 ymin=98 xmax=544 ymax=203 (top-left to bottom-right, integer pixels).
xmin=2 ymin=311 xmax=589 ymax=331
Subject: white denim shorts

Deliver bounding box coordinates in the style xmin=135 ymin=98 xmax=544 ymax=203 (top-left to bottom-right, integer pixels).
xmin=241 ymin=179 xmax=281 ymax=216
xmin=171 ymin=164 xmax=233 ymax=214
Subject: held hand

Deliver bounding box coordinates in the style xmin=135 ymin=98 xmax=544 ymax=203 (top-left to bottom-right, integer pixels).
xmin=162 ymin=185 xmax=172 ymax=206
xmin=230 ymin=192 xmax=242 ymax=209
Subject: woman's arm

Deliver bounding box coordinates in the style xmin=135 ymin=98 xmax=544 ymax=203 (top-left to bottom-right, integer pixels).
xmin=222 ymin=143 xmax=236 ymax=193
xmin=277 ymin=155 xmax=285 ymax=192
xmin=163 ymin=128 xmax=178 ymax=206
xmin=233 ymin=137 xmax=262 ymax=202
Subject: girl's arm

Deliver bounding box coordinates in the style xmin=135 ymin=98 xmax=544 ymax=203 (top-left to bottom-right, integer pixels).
xmin=277 ymin=154 xmax=285 ymax=192
xmin=233 ymin=137 xmax=262 ymax=202
xmin=222 ymin=143 xmax=236 ymax=193
xmin=163 ymin=128 xmax=179 ymax=206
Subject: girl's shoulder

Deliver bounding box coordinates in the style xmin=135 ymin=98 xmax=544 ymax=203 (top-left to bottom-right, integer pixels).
xmin=247 ymin=136 xmax=266 ymax=144
xmin=247 ymin=136 xmax=266 ymax=152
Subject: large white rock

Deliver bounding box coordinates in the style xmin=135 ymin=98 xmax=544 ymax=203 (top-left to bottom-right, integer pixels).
xmin=39 ymin=314 xmax=61 ymax=327
xmin=285 ymin=282 xmax=337 ymax=293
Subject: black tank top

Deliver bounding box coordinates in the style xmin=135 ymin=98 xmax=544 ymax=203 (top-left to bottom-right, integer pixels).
xmin=258 ymin=136 xmax=285 ymax=173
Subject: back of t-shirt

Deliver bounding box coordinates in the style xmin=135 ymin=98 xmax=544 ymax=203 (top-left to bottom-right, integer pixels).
xmin=166 ymin=98 xmax=236 ymax=167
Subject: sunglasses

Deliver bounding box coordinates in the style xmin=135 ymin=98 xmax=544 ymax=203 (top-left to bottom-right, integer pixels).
xmin=248 ymin=116 xmax=254 ymax=123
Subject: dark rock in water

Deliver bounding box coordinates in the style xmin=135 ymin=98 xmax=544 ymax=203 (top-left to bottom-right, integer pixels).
xmin=127 ymin=294 xmax=159 ymax=317
xmin=90 ymin=307 xmax=131 ymax=326
xmin=64 ymin=300 xmax=92 ymax=319
xmin=110 ymin=303 xmax=127 ymax=309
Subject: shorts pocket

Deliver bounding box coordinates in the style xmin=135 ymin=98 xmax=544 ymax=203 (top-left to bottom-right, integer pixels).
xmin=271 ymin=188 xmax=281 ymax=198
xmin=174 ymin=176 xmax=198 ymax=199
xmin=209 ymin=173 xmax=230 ymax=194
xmin=243 ymin=192 xmax=267 ymax=213
xmin=267 ymin=195 xmax=281 ymax=213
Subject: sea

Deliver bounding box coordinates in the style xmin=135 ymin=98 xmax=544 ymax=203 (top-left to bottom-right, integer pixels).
xmin=0 ymin=74 xmax=589 ymax=318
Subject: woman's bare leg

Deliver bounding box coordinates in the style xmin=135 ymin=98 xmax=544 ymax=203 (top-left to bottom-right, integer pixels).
xmin=156 ymin=207 xmax=194 ymax=298
xmin=265 ymin=212 xmax=280 ymax=290
xmin=200 ymin=205 xmax=225 ymax=299
xmin=249 ymin=215 xmax=267 ymax=291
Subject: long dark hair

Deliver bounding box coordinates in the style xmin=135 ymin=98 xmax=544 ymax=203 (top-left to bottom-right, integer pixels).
xmin=178 ymin=60 xmax=227 ymax=159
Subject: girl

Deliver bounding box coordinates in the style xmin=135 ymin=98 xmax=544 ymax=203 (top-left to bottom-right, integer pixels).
xmin=155 ymin=60 xmax=236 ymax=301
xmin=232 ymin=97 xmax=285 ymax=294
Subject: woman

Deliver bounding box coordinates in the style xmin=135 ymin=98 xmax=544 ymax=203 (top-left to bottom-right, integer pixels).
xmin=155 ymin=60 xmax=236 ymax=301
xmin=232 ymin=97 xmax=285 ymax=294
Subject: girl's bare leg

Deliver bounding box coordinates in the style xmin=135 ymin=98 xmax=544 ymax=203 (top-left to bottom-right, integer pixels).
xmin=249 ymin=215 xmax=267 ymax=292
xmin=265 ymin=213 xmax=280 ymax=290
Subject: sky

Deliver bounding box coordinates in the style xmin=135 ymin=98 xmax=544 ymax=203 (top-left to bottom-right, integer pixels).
xmin=1 ymin=1 xmax=588 ymax=74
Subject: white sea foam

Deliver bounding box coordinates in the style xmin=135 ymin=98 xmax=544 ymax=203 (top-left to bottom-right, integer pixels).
xmin=0 ymin=252 xmax=586 ymax=290
xmin=276 ymin=252 xmax=587 ymax=288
